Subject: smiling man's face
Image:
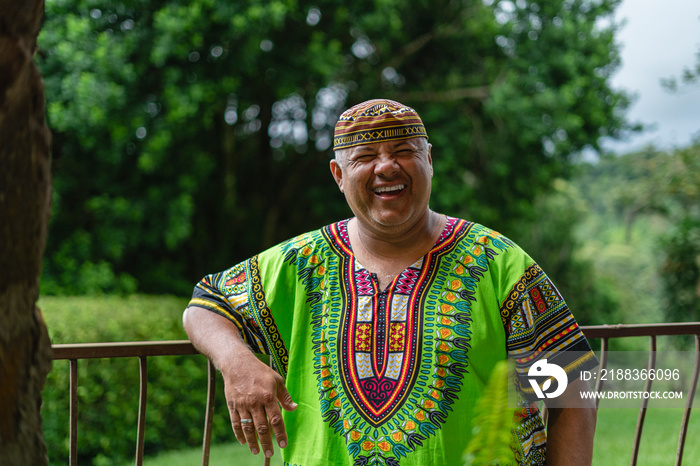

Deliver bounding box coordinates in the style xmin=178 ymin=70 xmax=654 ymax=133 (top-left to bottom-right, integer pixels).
xmin=330 ymin=137 xmax=433 ymax=235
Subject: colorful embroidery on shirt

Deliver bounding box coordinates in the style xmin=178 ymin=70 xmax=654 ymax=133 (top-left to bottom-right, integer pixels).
xmin=247 ymin=254 xmax=290 ymax=377
xmin=280 ymin=218 xmax=518 ymax=465
xmin=190 ymin=265 xmax=269 ymax=355
xmin=501 ymin=263 xmax=596 ymax=396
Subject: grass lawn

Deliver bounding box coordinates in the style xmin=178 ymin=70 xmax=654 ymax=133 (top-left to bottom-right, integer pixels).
xmin=594 ymin=407 xmax=700 ymax=465
xmin=128 ymin=406 xmax=700 ymax=465
xmin=121 ymin=442 xmax=284 ymax=466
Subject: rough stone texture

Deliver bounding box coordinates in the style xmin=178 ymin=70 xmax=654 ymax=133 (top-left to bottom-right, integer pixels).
xmin=0 ymin=0 xmax=53 ymax=464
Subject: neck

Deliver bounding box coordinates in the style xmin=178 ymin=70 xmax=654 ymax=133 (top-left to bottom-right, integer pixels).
xmin=352 ymin=210 xmax=444 ymax=260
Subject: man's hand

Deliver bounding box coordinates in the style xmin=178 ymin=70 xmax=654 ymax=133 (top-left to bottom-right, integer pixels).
xmin=221 ymin=350 xmax=298 ymax=457
xmin=183 ymin=306 xmax=297 ymax=459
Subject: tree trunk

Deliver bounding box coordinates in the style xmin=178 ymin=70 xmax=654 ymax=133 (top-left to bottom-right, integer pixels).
xmin=0 ymin=1 xmax=53 ymax=464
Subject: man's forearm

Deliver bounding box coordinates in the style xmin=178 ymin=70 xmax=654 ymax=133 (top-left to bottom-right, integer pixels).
xmin=546 ymin=406 xmax=596 ymax=465
xmin=183 ymin=305 xmax=297 ymax=457
xmin=182 ymin=306 xmax=256 ymax=371
xmin=545 ymin=378 xmax=597 ymax=465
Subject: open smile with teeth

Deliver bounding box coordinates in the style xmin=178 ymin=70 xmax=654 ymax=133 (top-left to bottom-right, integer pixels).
xmin=373 ymin=184 xmax=406 ymax=195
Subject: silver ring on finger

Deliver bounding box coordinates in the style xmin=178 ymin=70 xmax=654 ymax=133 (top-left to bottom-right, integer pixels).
xmin=240 ymin=418 xmax=253 ymax=424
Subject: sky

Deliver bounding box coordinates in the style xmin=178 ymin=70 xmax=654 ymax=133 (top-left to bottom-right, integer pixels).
xmin=604 ymin=0 xmax=700 ymax=153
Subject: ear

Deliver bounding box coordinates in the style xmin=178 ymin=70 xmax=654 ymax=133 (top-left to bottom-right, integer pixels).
xmin=330 ymin=159 xmax=344 ymax=193
xmin=427 ymin=143 xmax=433 ymax=177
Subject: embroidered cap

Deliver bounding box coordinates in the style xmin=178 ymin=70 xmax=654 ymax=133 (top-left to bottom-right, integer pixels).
xmin=333 ymin=99 xmax=428 ymax=150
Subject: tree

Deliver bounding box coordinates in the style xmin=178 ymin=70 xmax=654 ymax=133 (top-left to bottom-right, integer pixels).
xmin=572 ymin=142 xmax=700 ymax=325
xmin=0 ymin=0 xmax=53 ymax=464
xmin=513 ymin=177 xmax=620 ymax=325
xmin=37 ymin=0 xmax=633 ymax=295
xmin=658 ymin=143 xmax=700 ymax=322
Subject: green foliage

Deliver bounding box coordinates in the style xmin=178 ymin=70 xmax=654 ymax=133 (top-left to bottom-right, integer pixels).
xmin=37 ymin=0 xmax=632 ymax=295
xmin=662 ymin=217 xmax=700 ymax=322
xmin=656 ymin=143 xmax=700 ymax=322
xmin=462 ymin=360 xmax=515 ymax=465
xmin=513 ymin=178 xmax=619 ymax=325
xmin=570 ymin=142 xmax=700 ymax=331
xmin=40 ymin=295 xmax=233 ymax=465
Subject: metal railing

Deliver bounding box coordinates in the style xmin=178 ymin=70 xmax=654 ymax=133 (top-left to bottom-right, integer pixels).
xmin=51 ymin=323 xmax=700 ymax=466
xmin=52 ymin=341 xmax=215 ymax=466
xmin=581 ymin=323 xmax=700 ymax=466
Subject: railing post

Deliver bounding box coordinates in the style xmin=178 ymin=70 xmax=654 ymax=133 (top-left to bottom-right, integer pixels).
xmin=594 ymin=337 xmax=609 ymax=410
xmin=676 ymin=334 xmax=700 ymax=466
xmin=136 ymin=356 xmax=148 ymax=466
xmin=630 ymin=335 xmax=657 ymax=466
xmin=202 ymin=359 xmax=216 ymax=466
xmin=69 ymin=359 xmax=78 ymax=466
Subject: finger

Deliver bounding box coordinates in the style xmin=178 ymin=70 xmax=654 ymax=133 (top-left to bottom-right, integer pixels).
xmin=276 ymin=381 xmax=298 ymax=412
xmin=239 ymin=411 xmax=261 ymax=455
xmin=228 ymin=408 xmax=246 ymax=445
xmin=253 ymin=408 xmax=275 ymax=458
xmin=265 ymin=398 xmax=288 ymax=449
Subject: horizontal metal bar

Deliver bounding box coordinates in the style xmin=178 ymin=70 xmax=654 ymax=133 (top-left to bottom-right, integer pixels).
xmin=52 ymin=341 xmax=199 ymax=360
xmin=50 ymin=324 xmax=700 ymax=361
xmin=581 ymin=323 xmax=700 ymax=339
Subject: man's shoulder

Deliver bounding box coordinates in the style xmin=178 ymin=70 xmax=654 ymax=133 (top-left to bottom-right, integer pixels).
xmin=449 ymin=216 xmax=519 ymax=251
xmin=280 ymin=220 xmax=340 ymax=248
xmin=260 ymin=220 xmax=345 ymax=261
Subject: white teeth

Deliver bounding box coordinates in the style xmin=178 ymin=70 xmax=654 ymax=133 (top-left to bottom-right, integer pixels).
xmin=374 ymin=184 xmax=405 ymax=193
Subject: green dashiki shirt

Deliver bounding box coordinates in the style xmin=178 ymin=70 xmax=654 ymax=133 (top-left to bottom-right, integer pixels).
xmin=188 ymin=217 xmax=597 ymax=466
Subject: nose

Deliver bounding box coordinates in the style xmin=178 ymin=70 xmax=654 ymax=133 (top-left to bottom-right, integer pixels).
xmin=373 ymin=153 xmax=400 ymax=178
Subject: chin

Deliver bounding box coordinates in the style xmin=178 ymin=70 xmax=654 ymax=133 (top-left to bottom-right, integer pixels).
xmin=370 ymin=212 xmax=413 ymax=228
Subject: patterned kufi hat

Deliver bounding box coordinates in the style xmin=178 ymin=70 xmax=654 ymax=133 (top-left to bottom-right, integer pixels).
xmin=333 ymin=99 xmax=428 ymax=150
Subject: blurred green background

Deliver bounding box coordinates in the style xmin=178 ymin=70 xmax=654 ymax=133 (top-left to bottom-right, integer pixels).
xmin=36 ymin=0 xmax=699 ymax=463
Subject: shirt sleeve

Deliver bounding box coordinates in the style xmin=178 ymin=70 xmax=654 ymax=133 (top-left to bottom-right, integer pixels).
xmin=187 ymin=260 xmax=270 ymax=356
xmin=501 ymin=262 xmax=599 ymax=401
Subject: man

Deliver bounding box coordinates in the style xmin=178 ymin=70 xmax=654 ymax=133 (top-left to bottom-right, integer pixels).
xmin=183 ymin=99 xmax=597 ymax=465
